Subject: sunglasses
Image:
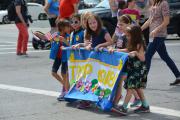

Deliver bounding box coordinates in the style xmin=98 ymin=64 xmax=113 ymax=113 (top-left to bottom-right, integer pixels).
xmin=71 ymin=20 xmax=79 ymax=24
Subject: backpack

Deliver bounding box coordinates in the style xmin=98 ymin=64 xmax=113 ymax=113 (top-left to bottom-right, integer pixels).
xmin=7 ymin=1 xmax=16 ymax=21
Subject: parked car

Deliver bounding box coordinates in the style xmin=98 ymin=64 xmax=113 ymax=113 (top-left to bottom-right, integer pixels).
xmin=79 ymin=0 xmax=115 ymax=36
xmin=79 ymin=0 xmax=101 ymax=9
xmin=27 ymin=3 xmax=47 ymax=20
xmin=167 ymin=0 xmax=180 ymax=37
xmin=80 ymin=0 xmax=180 ymax=37
xmin=0 ymin=10 xmax=10 ymax=24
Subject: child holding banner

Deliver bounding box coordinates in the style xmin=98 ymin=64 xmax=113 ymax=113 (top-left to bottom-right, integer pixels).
xmin=109 ymin=15 xmax=142 ymax=109
xmin=70 ymin=14 xmax=84 ymax=45
xmin=114 ymin=25 xmax=149 ymax=115
xmin=51 ymin=20 xmax=71 ymax=101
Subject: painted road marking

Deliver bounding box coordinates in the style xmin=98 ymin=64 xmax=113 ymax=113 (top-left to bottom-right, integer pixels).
xmin=0 ymin=83 xmax=180 ymax=118
xmin=0 ymin=50 xmax=49 ymax=55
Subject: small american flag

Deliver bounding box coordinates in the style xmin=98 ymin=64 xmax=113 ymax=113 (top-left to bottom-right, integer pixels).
xmin=45 ymin=32 xmax=58 ymax=41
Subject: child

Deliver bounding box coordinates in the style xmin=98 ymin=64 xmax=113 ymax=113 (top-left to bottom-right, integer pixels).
xmin=84 ymin=14 xmax=113 ymax=50
xmin=70 ymin=14 xmax=84 ymax=45
xmin=109 ymin=15 xmax=141 ymax=109
xmin=75 ymin=14 xmax=113 ymax=109
xmin=51 ymin=20 xmax=71 ymax=101
xmin=115 ymin=25 xmax=149 ymax=115
xmin=122 ymin=0 xmax=140 ymax=24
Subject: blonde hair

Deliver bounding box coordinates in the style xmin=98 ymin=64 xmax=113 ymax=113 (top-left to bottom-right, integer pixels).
xmin=81 ymin=12 xmax=92 ymax=28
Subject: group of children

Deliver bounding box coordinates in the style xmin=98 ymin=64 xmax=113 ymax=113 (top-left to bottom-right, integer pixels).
xmin=50 ymin=11 xmax=149 ymax=115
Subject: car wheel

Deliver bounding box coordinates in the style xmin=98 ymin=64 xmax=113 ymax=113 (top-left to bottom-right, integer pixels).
xmin=38 ymin=13 xmax=47 ymax=20
xmin=2 ymin=15 xmax=11 ymax=24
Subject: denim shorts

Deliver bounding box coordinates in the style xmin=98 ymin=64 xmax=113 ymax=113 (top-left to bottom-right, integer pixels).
xmin=52 ymin=57 xmax=68 ymax=74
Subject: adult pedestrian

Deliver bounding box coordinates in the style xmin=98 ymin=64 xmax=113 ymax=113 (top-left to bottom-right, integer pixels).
xmin=44 ymin=0 xmax=59 ymax=32
xmin=135 ymin=0 xmax=153 ymax=45
xmin=141 ymin=0 xmax=180 ymax=85
xmin=58 ymin=0 xmax=79 ymax=20
xmin=108 ymin=0 xmax=119 ymax=25
xmin=15 ymin=0 xmax=29 ymax=55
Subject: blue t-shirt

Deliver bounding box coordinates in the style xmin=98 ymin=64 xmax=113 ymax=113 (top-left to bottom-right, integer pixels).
xmin=70 ymin=28 xmax=84 ymax=45
xmin=91 ymin=28 xmax=107 ymax=48
xmin=47 ymin=0 xmax=59 ymax=16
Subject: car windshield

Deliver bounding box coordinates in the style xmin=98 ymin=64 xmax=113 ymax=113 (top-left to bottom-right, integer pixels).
xmin=84 ymin=0 xmax=100 ymax=4
xmin=95 ymin=0 xmax=110 ymax=8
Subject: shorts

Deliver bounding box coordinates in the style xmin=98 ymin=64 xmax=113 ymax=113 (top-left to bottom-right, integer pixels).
xmin=52 ymin=57 xmax=68 ymax=74
xmin=48 ymin=17 xmax=57 ymax=27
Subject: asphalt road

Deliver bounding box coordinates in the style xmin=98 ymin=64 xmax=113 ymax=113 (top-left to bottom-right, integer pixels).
xmin=0 ymin=20 xmax=180 ymax=120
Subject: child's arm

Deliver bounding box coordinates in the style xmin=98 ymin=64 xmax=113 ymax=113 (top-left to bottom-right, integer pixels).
xmin=129 ymin=46 xmax=145 ymax=61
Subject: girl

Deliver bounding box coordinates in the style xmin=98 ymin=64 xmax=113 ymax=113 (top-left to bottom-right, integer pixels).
xmin=84 ymin=14 xmax=113 ymax=50
xmin=51 ymin=20 xmax=71 ymax=101
xmin=141 ymin=0 xmax=180 ymax=85
xmin=109 ymin=15 xmax=142 ymax=109
xmin=70 ymin=14 xmax=84 ymax=45
xmin=115 ymin=25 xmax=149 ymax=115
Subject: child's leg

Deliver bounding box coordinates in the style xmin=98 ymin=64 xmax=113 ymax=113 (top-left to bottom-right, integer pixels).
xmin=132 ymin=89 xmax=140 ymax=100
xmin=52 ymin=58 xmax=64 ymax=85
xmin=136 ymin=89 xmax=149 ymax=107
xmin=123 ymin=89 xmax=133 ymax=108
xmin=61 ymin=62 xmax=69 ymax=91
xmin=130 ymin=89 xmax=142 ymax=107
xmin=113 ymin=74 xmax=127 ymax=105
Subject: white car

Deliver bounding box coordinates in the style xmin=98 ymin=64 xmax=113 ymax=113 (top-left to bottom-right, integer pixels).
xmin=0 ymin=10 xmax=10 ymax=24
xmin=27 ymin=3 xmax=47 ymax=20
xmin=0 ymin=3 xmax=47 ymax=24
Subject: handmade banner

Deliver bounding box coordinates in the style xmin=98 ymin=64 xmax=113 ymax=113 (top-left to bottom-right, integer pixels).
xmin=62 ymin=48 xmax=128 ymax=111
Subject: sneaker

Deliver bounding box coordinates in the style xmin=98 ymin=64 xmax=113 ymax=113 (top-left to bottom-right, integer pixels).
xmin=57 ymin=91 xmax=66 ymax=101
xmin=134 ymin=105 xmax=150 ymax=113
xmin=170 ymin=77 xmax=180 ymax=86
xmin=130 ymin=99 xmax=142 ymax=107
xmin=111 ymin=105 xmax=127 ymax=115
xmin=76 ymin=101 xmax=91 ymax=109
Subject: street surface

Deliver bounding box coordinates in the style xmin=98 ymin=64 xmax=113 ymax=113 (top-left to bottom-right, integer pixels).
xmin=0 ymin=20 xmax=180 ymax=120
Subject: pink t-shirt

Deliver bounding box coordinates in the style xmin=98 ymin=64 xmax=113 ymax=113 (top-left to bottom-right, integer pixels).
xmin=149 ymin=0 xmax=169 ymax=37
xmin=122 ymin=8 xmax=140 ymax=21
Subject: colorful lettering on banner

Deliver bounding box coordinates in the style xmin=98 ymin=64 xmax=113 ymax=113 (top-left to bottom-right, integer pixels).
xmin=63 ymin=48 xmax=128 ymax=111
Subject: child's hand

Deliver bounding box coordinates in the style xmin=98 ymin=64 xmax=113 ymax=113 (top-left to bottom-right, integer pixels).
xmin=85 ymin=45 xmax=92 ymax=50
xmin=60 ymin=46 xmax=65 ymax=50
xmin=108 ymin=47 xmax=115 ymax=53
xmin=129 ymin=51 xmax=137 ymax=57
xmin=72 ymin=44 xmax=80 ymax=50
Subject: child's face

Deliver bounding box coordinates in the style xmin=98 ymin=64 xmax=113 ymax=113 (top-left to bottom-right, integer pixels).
xmin=64 ymin=26 xmax=71 ymax=34
xmin=71 ymin=17 xmax=81 ymax=31
xmin=117 ymin=21 xmax=130 ymax=33
xmin=129 ymin=0 xmax=136 ymax=7
xmin=88 ymin=17 xmax=98 ymax=32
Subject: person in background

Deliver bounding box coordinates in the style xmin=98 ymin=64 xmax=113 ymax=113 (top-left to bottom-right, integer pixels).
xmin=122 ymin=0 xmax=140 ymax=24
xmin=135 ymin=0 xmax=153 ymax=45
xmin=108 ymin=0 xmax=119 ymax=25
xmin=117 ymin=0 xmax=126 ymax=17
xmin=141 ymin=0 xmax=180 ymax=86
xmin=15 ymin=0 xmax=29 ymax=56
xmin=44 ymin=0 xmax=59 ymax=33
xmin=58 ymin=0 xmax=79 ymax=20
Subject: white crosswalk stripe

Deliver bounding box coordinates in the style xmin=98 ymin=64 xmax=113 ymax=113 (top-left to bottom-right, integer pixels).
xmin=0 ymin=41 xmax=49 ymax=55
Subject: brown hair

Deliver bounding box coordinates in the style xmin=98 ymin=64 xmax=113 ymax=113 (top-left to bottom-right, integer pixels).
xmin=85 ymin=14 xmax=103 ymax=40
xmin=126 ymin=25 xmax=146 ymax=52
xmin=72 ymin=14 xmax=81 ymax=21
xmin=153 ymin=0 xmax=163 ymax=6
xmin=118 ymin=14 xmax=132 ymax=24
xmin=57 ymin=20 xmax=70 ymax=32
